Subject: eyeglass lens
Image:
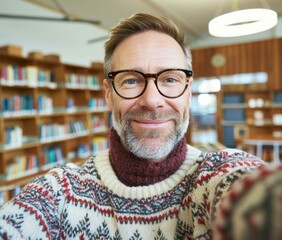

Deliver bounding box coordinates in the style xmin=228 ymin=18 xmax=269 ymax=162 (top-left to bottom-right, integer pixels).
xmin=112 ymin=70 xmax=189 ymax=99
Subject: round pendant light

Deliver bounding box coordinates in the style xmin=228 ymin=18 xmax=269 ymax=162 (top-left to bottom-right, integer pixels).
xmin=209 ymin=8 xmax=278 ymax=37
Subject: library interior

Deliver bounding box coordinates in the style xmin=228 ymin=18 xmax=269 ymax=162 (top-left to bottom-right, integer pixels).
xmin=0 ymin=0 xmax=282 ymax=204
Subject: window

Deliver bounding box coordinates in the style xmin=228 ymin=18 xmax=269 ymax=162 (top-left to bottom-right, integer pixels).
xmin=191 ymin=77 xmax=220 ymax=144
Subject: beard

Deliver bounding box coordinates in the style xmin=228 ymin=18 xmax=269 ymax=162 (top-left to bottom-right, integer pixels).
xmin=112 ymin=108 xmax=189 ymax=160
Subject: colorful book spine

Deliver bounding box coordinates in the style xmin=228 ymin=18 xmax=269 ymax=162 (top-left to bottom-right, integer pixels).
xmin=65 ymin=73 xmax=100 ymax=89
xmin=69 ymin=121 xmax=87 ymax=135
xmin=91 ymin=137 xmax=109 ymax=154
xmin=42 ymin=146 xmax=64 ymax=167
xmin=39 ymin=121 xmax=87 ymax=142
xmin=76 ymin=144 xmax=91 ymax=159
xmin=5 ymin=126 xmax=22 ymax=147
xmin=39 ymin=123 xmax=69 ymax=141
xmin=0 ymin=65 xmax=55 ymax=87
xmin=91 ymin=115 xmax=107 ymax=133
xmin=38 ymin=95 xmax=53 ymax=114
xmin=2 ymin=95 xmax=35 ymax=115
xmin=6 ymin=154 xmax=39 ymax=179
xmin=88 ymin=98 xmax=107 ymax=110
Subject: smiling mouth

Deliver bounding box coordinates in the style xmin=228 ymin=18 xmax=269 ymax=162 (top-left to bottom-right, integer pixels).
xmin=133 ymin=119 xmax=172 ymax=129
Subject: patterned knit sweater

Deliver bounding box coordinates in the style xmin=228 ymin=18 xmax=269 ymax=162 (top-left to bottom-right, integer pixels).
xmin=0 ymin=144 xmax=274 ymax=239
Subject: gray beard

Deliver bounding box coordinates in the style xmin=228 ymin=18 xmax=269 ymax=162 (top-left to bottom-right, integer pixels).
xmin=112 ymin=109 xmax=189 ymax=160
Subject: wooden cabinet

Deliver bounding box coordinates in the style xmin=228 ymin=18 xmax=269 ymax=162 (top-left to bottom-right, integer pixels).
xmin=0 ymin=51 xmax=109 ymax=203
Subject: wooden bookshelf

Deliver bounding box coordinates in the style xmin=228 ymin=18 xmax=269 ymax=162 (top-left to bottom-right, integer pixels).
xmin=217 ymin=86 xmax=282 ymax=145
xmin=191 ymin=38 xmax=282 ymax=163
xmin=0 ymin=46 xmax=110 ymax=204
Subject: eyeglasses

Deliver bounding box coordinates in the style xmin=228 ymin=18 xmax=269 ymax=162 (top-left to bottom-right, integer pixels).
xmin=107 ymin=68 xmax=193 ymax=99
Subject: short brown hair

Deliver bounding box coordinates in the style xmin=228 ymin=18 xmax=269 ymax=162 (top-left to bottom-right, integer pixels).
xmin=104 ymin=13 xmax=192 ymax=77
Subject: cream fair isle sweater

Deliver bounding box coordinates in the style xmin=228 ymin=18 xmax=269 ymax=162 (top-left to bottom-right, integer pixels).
xmin=0 ymin=145 xmax=265 ymax=239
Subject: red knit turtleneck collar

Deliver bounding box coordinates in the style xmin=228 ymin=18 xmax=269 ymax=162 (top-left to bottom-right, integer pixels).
xmin=109 ymin=128 xmax=187 ymax=186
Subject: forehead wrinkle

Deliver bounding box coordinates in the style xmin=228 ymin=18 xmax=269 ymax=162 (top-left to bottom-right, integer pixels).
xmin=112 ymin=31 xmax=186 ymax=71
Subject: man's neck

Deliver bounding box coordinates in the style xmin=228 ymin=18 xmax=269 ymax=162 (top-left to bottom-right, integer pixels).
xmin=109 ymin=128 xmax=187 ymax=186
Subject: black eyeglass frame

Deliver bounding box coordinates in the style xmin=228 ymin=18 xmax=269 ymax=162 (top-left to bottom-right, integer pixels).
xmin=107 ymin=68 xmax=193 ymax=99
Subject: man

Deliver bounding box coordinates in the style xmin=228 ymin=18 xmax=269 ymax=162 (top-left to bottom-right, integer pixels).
xmin=0 ymin=13 xmax=281 ymax=239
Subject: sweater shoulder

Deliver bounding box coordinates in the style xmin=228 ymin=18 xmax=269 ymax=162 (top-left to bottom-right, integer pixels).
xmin=192 ymin=148 xmax=265 ymax=189
xmin=198 ymin=148 xmax=265 ymax=167
xmin=49 ymin=155 xmax=99 ymax=177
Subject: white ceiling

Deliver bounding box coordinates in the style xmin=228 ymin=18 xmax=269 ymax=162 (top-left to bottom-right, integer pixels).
xmin=0 ymin=0 xmax=281 ymax=66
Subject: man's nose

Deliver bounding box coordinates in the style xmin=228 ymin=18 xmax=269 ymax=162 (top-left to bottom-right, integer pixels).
xmin=138 ymin=79 xmax=165 ymax=110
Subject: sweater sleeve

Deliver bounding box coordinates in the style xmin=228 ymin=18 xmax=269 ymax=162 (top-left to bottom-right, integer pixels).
xmin=209 ymin=150 xmax=266 ymax=218
xmin=0 ymin=169 xmax=65 ymax=239
xmin=192 ymin=149 xmax=265 ymax=224
xmin=212 ymin=162 xmax=282 ymax=240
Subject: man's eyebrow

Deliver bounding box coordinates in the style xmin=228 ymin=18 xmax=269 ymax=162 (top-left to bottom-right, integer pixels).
xmin=129 ymin=67 xmax=176 ymax=73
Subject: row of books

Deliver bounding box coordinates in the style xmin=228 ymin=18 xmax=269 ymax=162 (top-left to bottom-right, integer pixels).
xmin=4 ymin=125 xmax=39 ymax=148
xmin=88 ymin=98 xmax=107 ymax=110
xmin=38 ymin=95 xmax=53 ymax=113
xmin=76 ymin=137 xmax=109 ymax=158
xmin=0 ymin=65 xmax=55 ymax=87
xmin=223 ymin=92 xmax=282 ymax=107
xmin=76 ymin=144 xmax=92 ymax=159
xmin=0 ymin=148 xmax=63 ymax=181
xmin=42 ymin=146 xmax=65 ymax=169
xmin=0 ymin=186 xmax=21 ymax=206
xmin=39 ymin=121 xmax=87 ymax=142
xmin=2 ymin=95 xmax=34 ymax=113
xmin=5 ymin=126 xmax=23 ymax=147
xmin=6 ymin=154 xmax=39 ymax=180
xmin=2 ymin=137 xmax=109 ymax=181
xmin=91 ymin=115 xmax=108 ymax=133
xmin=2 ymin=120 xmax=108 ymax=148
xmin=91 ymin=136 xmax=109 ymax=154
xmin=1 ymin=95 xmax=108 ymax=116
xmin=65 ymin=73 xmax=101 ymax=89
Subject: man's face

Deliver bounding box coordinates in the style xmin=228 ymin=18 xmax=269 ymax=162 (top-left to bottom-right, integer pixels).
xmin=104 ymin=30 xmax=193 ymax=161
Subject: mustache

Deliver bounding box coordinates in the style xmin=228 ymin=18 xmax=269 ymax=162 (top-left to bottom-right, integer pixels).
xmin=124 ymin=109 xmax=180 ymax=121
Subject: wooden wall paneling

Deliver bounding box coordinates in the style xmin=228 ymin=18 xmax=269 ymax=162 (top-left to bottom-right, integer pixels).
xmin=265 ymin=40 xmax=272 ymax=89
xmin=224 ymin=44 xmax=232 ymax=75
xmin=247 ymin=42 xmax=254 ymax=72
xmin=271 ymin=39 xmax=281 ymax=90
xmin=280 ymin=39 xmax=282 ymax=90
xmin=280 ymin=38 xmax=282 ymax=90
xmin=191 ymin=48 xmax=201 ymax=77
xmin=227 ymin=45 xmax=236 ymax=74
xmin=231 ymin=44 xmax=239 ymax=75
xmin=217 ymin=46 xmax=228 ymax=76
xmin=252 ymin=41 xmax=260 ymax=72
xmin=240 ymin=43 xmax=248 ymax=73
xmin=192 ymin=47 xmax=213 ymax=77
xmin=208 ymin=47 xmax=217 ymax=76
xmin=258 ymin=40 xmax=265 ymax=71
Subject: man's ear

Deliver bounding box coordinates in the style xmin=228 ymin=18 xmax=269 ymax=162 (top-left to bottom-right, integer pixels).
xmin=188 ymin=77 xmax=193 ymax=109
xmin=103 ymin=78 xmax=113 ymax=110
xmin=189 ymin=76 xmax=193 ymax=88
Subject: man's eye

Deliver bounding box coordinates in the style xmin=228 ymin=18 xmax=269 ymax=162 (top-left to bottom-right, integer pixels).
xmin=123 ymin=78 xmax=138 ymax=85
xmin=164 ymin=77 xmax=178 ymax=83
xmin=161 ymin=77 xmax=182 ymax=84
xmin=118 ymin=78 xmax=143 ymax=89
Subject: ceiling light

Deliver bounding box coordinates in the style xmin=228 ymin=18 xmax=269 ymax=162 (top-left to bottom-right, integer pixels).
xmin=209 ymin=8 xmax=278 ymax=37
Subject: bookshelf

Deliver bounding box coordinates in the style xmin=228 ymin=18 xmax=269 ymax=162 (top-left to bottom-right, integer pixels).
xmin=0 ymin=46 xmax=110 ymax=204
xmin=217 ymin=82 xmax=282 ymax=163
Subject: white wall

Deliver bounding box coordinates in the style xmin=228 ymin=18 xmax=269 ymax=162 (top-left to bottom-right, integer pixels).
xmin=0 ymin=0 xmax=107 ymax=66
xmin=1 ymin=0 xmax=281 ymax=65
